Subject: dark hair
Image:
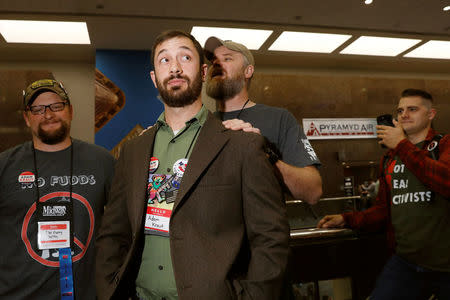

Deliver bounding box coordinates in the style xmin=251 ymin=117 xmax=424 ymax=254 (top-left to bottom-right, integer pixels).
xmin=401 ymin=89 xmax=433 ymax=102
xmin=151 ymin=30 xmax=204 ymax=67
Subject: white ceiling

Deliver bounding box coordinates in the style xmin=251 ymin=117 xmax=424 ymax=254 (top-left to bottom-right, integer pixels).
xmin=1 ymin=0 xmax=449 ymax=72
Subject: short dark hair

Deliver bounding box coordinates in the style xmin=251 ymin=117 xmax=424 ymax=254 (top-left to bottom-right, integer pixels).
xmin=401 ymin=89 xmax=433 ymax=102
xmin=151 ymin=30 xmax=204 ymax=67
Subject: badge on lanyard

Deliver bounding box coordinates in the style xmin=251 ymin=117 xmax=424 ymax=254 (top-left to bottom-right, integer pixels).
xmin=36 ymin=203 xmax=72 ymax=250
xmin=149 ymin=157 xmax=159 ymax=173
xmin=172 ymin=158 xmax=188 ymax=177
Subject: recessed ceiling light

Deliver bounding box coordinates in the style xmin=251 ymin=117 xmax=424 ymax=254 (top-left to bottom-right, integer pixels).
xmin=268 ymin=31 xmax=352 ymax=53
xmin=0 ymin=20 xmax=90 ymax=44
xmin=191 ymin=26 xmax=272 ymax=50
xmin=404 ymin=40 xmax=450 ymax=59
xmin=443 ymin=6 xmax=450 ymax=11
xmin=364 ymin=0 xmax=373 ymax=5
xmin=340 ymin=36 xmax=421 ymax=56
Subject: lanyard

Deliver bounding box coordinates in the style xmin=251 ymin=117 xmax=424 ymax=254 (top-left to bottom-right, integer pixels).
xmin=184 ymin=125 xmax=201 ymax=158
xmin=235 ymin=99 xmax=250 ymax=119
xmin=32 ymin=141 xmax=75 ymax=300
xmin=32 ymin=140 xmax=73 ymax=207
xmin=153 ymin=121 xmax=202 ymax=160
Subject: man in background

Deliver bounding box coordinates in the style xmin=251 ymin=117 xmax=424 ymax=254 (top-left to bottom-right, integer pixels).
xmin=204 ymin=37 xmax=322 ymax=204
xmin=318 ymin=89 xmax=450 ymax=299
xmin=0 ymin=79 xmax=114 ymax=299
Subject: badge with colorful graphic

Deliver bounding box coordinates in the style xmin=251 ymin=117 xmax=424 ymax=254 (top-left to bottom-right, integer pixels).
xmin=145 ymin=171 xmax=183 ymax=236
xmin=172 ymin=158 xmax=188 ymax=177
xmin=18 ymin=171 xmax=35 ymax=183
xmin=147 ymin=174 xmax=182 ymax=205
xmin=149 ymin=157 xmax=159 ymax=173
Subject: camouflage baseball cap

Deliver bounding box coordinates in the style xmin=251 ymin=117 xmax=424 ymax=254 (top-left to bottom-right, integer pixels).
xmin=23 ymin=79 xmax=69 ymax=108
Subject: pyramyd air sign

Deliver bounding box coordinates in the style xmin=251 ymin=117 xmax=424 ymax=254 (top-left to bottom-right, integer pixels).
xmin=303 ymin=118 xmax=378 ymax=140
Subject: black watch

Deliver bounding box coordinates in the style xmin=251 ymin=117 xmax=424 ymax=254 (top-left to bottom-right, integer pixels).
xmin=264 ymin=138 xmax=281 ymax=165
xmin=266 ymin=147 xmax=280 ymax=165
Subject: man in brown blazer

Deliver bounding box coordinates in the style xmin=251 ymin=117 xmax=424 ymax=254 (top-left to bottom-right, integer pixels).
xmin=95 ymin=30 xmax=289 ymax=300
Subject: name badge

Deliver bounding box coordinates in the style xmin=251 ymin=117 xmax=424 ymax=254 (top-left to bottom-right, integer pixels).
xmin=144 ymin=207 xmax=172 ymax=234
xmin=37 ymin=221 xmax=71 ymax=250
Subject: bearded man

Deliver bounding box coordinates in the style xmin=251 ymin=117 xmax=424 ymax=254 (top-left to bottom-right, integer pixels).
xmin=204 ymin=37 xmax=322 ymax=204
xmin=0 ymin=79 xmax=114 ymax=299
xmin=95 ymin=30 xmax=289 ymax=300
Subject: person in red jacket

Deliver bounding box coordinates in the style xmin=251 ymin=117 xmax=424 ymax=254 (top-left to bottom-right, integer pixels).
xmin=318 ymin=89 xmax=450 ymax=300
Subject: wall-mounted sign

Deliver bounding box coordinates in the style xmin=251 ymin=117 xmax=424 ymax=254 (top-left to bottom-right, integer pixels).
xmin=303 ymin=118 xmax=377 ymax=140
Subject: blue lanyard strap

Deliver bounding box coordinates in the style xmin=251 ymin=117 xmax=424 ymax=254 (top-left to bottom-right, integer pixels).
xmin=59 ymin=247 xmax=75 ymax=300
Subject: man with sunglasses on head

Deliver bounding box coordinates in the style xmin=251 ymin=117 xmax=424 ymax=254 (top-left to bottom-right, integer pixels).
xmin=0 ymin=79 xmax=114 ymax=299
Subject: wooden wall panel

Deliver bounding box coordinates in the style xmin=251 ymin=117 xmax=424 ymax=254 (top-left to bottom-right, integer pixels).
xmin=0 ymin=70 xmax=54 ymax=152
xmin=249 ymin=73 xmax=450 ymax=197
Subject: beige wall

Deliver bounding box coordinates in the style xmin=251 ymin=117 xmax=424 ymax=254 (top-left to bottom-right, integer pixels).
xmin=247 ymin=68 xmax=450 ymax=197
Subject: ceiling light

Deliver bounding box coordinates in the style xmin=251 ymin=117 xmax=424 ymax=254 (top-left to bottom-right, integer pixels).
xmin=443 ymin=6 xmax=450 ymax=11
xmin=268 ymin=31 xmax=352 ymax=53
xmin=191 ymin=26 xmax=272 ymax=50
xmin=364 ymin=0 xmax=373 ymax=4
xmin=0 ymin=20 xmax=90 ymax=44
xmin=404 ymin=40 xmax=450 ymax=59
xmin=340 ymin=36 xmax=421 ymax=56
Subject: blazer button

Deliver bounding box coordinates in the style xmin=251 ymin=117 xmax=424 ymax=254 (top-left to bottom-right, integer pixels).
xmin=158 ymin=265 xmax=163 ymax=270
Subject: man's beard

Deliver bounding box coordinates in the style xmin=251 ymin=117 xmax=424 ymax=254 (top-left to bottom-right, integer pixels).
xmin=156 ymin=71 xmax=202 ymax=108
xmin=206 ymin=65 xmax=245 ymax=100
xmin=37 ymin=119 xmax=70 ymax=145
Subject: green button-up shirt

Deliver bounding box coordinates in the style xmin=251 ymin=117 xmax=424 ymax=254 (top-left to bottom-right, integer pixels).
xmin=136 ymin=105 xmax=208 ymax=300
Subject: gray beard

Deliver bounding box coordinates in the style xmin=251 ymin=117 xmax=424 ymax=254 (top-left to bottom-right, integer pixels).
xmin=206 ymin=75 xmax=245 ymax=101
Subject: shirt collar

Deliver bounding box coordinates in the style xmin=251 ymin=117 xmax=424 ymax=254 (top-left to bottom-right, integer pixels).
xmin=156 ymin=105 xmax=208 ymax=128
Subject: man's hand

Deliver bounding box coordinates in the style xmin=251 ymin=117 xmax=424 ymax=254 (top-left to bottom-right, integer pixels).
xmin=376 ymin=119 xmax=406 ymax=149
xmin=222 ymin=119 xmax=261 ymax=134
xmin=317 ymin=214 xmax=345 ymax=228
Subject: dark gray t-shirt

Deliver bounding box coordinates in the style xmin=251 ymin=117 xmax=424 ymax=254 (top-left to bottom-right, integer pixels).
xmin=216 ymin=103 xmax=320 ymax=167
xmin=0 ymin=139 xmax=114 ymax=299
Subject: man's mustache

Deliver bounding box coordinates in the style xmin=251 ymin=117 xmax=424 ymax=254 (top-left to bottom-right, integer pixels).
xmin=209 ymin=65 xmax=224 ymax=78
xmin=40 ymin=119 xmax=60 ymax=125
xmin=164 ymin=74 xmax=190 ymax=85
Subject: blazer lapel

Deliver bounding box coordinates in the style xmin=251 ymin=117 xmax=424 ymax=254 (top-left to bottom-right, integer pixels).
xmin=130 ymin=125 xmax=158 ymax=233
xmin=173 ymin=113 xmax=229 ymax=213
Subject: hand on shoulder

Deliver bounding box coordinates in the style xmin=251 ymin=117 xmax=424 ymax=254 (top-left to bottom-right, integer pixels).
xmin=222 ymin=118 xmax=261 ymax=135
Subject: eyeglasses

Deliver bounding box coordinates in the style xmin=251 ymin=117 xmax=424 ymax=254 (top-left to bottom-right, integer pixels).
xmin=27 ymin=102 xmax=69 ymax=115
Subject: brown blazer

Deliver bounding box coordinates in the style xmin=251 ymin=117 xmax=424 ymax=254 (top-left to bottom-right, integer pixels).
xmin=96 ymin=112 xmax=289 ymax=300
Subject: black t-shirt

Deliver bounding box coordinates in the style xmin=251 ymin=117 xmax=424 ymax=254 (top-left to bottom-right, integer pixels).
xmin=0 ymin=139 xmax=114 ymax=299
xmin=216 ymin=103 xmax=320 ymax=167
